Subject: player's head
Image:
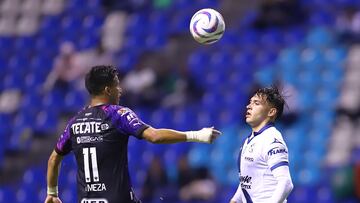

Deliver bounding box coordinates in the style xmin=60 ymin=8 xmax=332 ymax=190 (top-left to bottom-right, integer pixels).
xmin=85 ymin=65 xmax=122 ymax=105
xmin=246 ymin=86 xmax=285 ymax=127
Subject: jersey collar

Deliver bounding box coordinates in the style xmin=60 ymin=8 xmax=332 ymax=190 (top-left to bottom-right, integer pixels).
xmin=247 ymin=122 xmax=274 ymax=144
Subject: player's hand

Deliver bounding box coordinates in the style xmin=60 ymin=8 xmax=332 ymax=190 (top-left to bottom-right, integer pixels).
xmin=186 ymin=127 xmax=222 ymax=143
xmin=44 ymin=195 xmax=62 ymax=203
xmin=208 ymin=127 xmax=222 ymax=143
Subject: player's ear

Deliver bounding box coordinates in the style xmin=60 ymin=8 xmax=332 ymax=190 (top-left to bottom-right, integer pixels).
xmin=268 ymin=108 xmax=277 ymax=118
xmin=104 ymin=86 xmax=111 ymax=96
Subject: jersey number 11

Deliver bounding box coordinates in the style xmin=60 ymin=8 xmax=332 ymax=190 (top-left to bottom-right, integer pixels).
xmin=83 ymin=147 xmax=100 ymax=183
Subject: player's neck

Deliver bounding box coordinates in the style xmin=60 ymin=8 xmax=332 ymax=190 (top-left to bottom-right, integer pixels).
xmin=89 ymin=96 xmax=109 ymax=107
xmin=252 ymin=119 xmax=271 ymax=133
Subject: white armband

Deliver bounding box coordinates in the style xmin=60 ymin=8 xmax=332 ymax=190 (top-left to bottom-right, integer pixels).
xmin=185 ymin=128 xmax=212 ymax=143
xmin=47 ymin=186 xmax=58 ymax=197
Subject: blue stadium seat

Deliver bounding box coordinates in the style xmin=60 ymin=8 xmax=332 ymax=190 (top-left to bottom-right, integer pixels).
xmin=148 ymin=11 xmax=169 ymax=35
xmin=232 ymin=50 xmax=255 ymax=69
xmin=237 ymin=29 xmax=260 ymax=51
xmin=204 ymin=69 xmax=226 ymax=92
xmin=7 ymin=55 xmax=29 ymax=74
xmin=172 ymin=107 xmax=197 ymax=130
xmin=169 ymin=9 xmax=193 ymax=34
xmin=145 ymin=32 xmax=167 ymax=50
xmin=306 ymin=27 xmax=334 ymax=49
xmin=260 ymin=29 xmax=284 ymax=50
xmin=64 ymin=89 xmax=87 ymax=112
xmin=14 ymin=36 xmax=36 ymax=57
xmin=309 ymin=9 xmax=335 ymax=26
xmin=35 ymin=110 xmax=58 ymax=134
xmin=287 ymin=185 xmax=316 ymax=203
xmin=125 ymin=13 xmax=149 ymax=37
xmin=301 ymin=48 xmax=325 ymax=69
xmin=188 ymin=49 xmax=210 ymax=80
xmin=0 ymin=186 xmax=15 ymax=203
xmin=0 ymin=37 xmax=14 ymax=58
xmin=23 ymin=73 xmax=45 ymax=94
xmin=83 ymin=13 xmax=104 ymax=30
xmin=254 ymin=65 xmax=276 ymax=86
xmin=65 ymin=0 xmax=87 ymax=14
xmin=78 ymin=33 xmax=100 ymax=51
xmin=22 ymin=167 xmax=46 ymax=190
xmin=116 ymin=48 xmax=141 ymax=71
xmin=283 ymin=26 xmax=306 ymax=46
xmin=61 ymin=185 xmax=78 ymax=202
xmin=15 ymin=184 xmax=38 ymax=203
xmin=188 ymin=145 xmax=212 ymax=168
xmin=39 ymin=16 xmax=62 ymax=38
xmin=209 ymin=51 xmax=232 ymax=69
xmin=150 ymin=108 xmax=173 ymax=128
xmin=3 ymin=72 xmax=25 ymax=89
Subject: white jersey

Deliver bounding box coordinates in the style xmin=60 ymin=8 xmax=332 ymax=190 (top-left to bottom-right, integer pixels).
xmin=237 ymin=124 xmax=289 ymax=203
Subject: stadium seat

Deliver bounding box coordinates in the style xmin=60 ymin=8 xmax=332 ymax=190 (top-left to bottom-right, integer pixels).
xmin=188 ymin=145 xmax=212 ymax=168
xmin=35 ymin=110 xmax=58 ymax=134
xmin=283 ymin=26 xmax=306 ymax=46
xmin=150 ymin=108 xmax=173 ymax=128
xmin=0 ymin=186 xmax=15 ymax=203
xmin=306 ymin=27 xmax=334 ymax=49
xmin=15 ymin=184 xmax=38 ymax=203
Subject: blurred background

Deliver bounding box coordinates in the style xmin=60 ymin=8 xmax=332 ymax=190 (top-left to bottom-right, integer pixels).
xmin=0 ymin=0 xmax=359 ymax=202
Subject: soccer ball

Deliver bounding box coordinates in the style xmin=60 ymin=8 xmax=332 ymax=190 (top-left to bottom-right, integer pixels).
xmin=189 ymin=8 xmax=225 ymax=44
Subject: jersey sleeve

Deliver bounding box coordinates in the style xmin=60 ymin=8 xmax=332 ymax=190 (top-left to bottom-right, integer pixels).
xmin=263 ymin=136 xmax=289 ymax=171
xmin=106 ymin=105 xmax=149 ymax=139
xmin=55 ymin=121 xmax=73 ymax=156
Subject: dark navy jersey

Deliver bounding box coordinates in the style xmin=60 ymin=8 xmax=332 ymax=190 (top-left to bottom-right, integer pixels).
xmin=55 ymin=104 xmax=149 ymax=203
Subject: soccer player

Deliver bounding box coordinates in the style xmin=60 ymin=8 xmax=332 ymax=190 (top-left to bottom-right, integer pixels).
xmin=44 ymin=65 xmax=221 ymax=203
xmin=230 ymin=87 xmax=293 ymax=203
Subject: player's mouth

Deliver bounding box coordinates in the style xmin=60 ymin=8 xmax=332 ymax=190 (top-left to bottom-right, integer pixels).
xmin=246 ymin=112 xmax=251 ymax=118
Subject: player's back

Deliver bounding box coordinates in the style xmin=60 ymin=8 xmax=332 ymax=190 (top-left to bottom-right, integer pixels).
xmin=56 ymin=104 xmax=147 ymax=203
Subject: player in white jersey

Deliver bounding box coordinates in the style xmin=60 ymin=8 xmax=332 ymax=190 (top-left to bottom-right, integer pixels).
xmin=230 ymin=86 xmax=293 ymax=203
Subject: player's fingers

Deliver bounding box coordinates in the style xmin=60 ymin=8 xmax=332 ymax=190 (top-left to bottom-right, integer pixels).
xmin=209 ymin=134 xmax=218 ymax=143
xmin=212 ymin=129 xmax=222 ymax=136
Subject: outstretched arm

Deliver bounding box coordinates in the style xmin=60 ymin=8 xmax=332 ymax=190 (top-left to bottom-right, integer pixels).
xmin=45 ymin=150 xmax=64 ymax=203
xmin=142 ymin=127 xmax=221 ymax=144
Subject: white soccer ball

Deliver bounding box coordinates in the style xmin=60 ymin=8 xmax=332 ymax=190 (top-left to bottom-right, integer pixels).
xmin=189 ymin=8 xmax=225 ymax=44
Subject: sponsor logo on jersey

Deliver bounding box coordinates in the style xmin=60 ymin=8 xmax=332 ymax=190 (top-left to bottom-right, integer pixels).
xmin=72 ymin=122 xmax=102 ymax=135
xmin=117 ymin=108 xmax=129 ymax=116
xmin=248 ymin=143 xmax=255 ymax=153
xmin=245 ymin=157 xmax=254 ymax=162
xmin=81 ymin=198 xmax=108 ymax=203
xmin=240 ymin=175 xmax=252 ymax=189
xmin=267 ymin=147 xmax=288 ymax=156
xmin=100 ymin=123 xmax=109 ymax=131
xmin=272 ymin=138 xmax=284 ymax=145
xmin=77 ymin=136 xmax=103 ymax=144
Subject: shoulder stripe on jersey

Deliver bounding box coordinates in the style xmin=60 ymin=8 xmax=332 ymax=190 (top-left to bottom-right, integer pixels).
xmin=242 ymin=189 xmax=253 ymax=203
xmin=270 ymin=161 xmax=289 ymax=171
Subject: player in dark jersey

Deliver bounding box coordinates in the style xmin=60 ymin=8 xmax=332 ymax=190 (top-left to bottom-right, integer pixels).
xmin=45 ymin=65 xmax=221 ymax=203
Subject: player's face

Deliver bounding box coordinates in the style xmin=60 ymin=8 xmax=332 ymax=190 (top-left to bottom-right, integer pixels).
xmin=245 ymin=94 xmax=272 ymax=128
xmin=108 ymin=76 xmax=122 ymax=105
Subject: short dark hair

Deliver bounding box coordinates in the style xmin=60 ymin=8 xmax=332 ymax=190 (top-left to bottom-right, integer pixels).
xmin=85 ymin=65 xmax=118 ymax=95
xmin=255 ymin=86 xmax=285 ymax=120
